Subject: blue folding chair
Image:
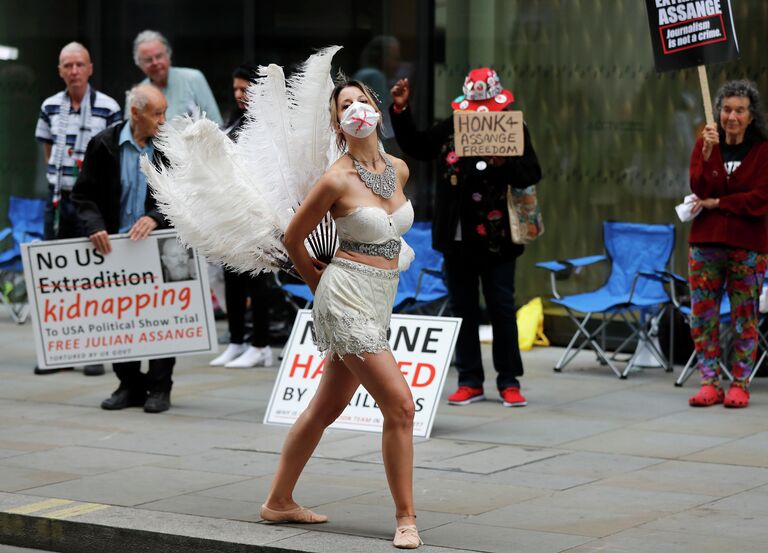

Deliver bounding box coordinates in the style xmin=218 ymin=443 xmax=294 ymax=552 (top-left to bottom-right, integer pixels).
xmin=0 ymin=196 xmax=46 ymax=323
xmin=394 ymin=222 xmax=449 ymax=316
xmin=280 ymin=281 xmax=314 ymax=309
xmin=537 ymin=221 xmax=675 ymax=378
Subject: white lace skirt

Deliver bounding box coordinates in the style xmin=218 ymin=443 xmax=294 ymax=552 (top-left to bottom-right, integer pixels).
xmin=312 ymin=257 xmax=399 ymax=358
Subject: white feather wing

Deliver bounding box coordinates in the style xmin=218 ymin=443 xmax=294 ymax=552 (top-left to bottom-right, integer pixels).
xmin=143 ymin=46 xmax=344 ymax=274
xmin=144 ymin=117 xmax=289 ymax=274
xmin=286 ymin=45 xmax=343 ymax=198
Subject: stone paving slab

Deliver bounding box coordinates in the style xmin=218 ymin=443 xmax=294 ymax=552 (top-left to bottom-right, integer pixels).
xmin=345 ymin=477 xmax=547 ymax=515
xmin=562 ymin=427 xmax=731 ymax=458
xmin=596 ymin=459 xmax=768 ymax=496
xmin=419 ymin=521 xmax=592 ymax=553
xmin=0 ymin=446 xmax=171 ymax=476
xmin=562 ymin=527 xmax=766 ymax=553
xmin=195 ymin=474 xmax=376 ymax=506
xmin=1 ymin=319 xmax=767 ymax=552
xmin=470 ymin=503 xmax=660 ymax=538
xmin=0 ymin=466 xmax=78 ymax=493
xmin=681 ymin=430 xmax=768 ymax=467
xmin=21 ymin=466 xmax=249 ymax=507
xmin=437 ymin=415 xmax=625 ymax=448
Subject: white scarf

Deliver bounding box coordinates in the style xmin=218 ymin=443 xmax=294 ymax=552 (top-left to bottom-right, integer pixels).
xmin=51 ymin=85 xmax=93 ymax=203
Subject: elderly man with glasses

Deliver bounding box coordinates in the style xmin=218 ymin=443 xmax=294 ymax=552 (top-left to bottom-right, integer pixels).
xmin=132 ymin=29 xmax=222 ymax=125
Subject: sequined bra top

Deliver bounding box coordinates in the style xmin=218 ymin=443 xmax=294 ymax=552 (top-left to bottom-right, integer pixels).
xmin=335 ymin=200 xmax=414 ymax=260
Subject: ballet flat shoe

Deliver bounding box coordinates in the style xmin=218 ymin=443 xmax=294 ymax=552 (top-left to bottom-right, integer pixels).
xmin=393 ymin=525 xmax=423 ymax=549
xmin=259 ymin=504 xmax=328 ymax=523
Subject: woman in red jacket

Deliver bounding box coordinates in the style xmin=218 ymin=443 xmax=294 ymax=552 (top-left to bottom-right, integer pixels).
xmin=688 ymin=80 xmax=768 ymax=408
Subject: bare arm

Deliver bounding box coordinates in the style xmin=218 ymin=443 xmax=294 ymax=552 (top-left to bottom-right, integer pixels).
xmin=283 ymin=173 xmax=345 ymax=293
xmin=43 ymin=143 xmax=52 ymax=163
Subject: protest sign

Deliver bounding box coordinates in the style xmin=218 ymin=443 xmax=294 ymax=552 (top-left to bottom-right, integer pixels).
xmin=645 ymin=0 xmax=739 ymax=73
xmin=264 ymin=310 xmax=461 ymax=438
xmin=645 ymin=0 xmax=739 ymax=124
xmin=21 ymin=229 xmax=217 ymax=368
xmin=453 ymin=111 xmax=524 ymax=157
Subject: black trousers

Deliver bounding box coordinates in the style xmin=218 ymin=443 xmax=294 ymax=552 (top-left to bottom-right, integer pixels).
xmin=443 ymin=248 xmax=524 ymax=391
xmin=112 ymin=358 xmax=175 ymax=393
xmin=223 ymin=268 xmax=270 ymax=346
xmin=43 ymin=189 xmax=81 ymax=240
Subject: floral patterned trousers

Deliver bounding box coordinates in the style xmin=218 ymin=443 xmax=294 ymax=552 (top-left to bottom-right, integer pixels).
xmin=688 ymin=245 xmax=767 ymax=387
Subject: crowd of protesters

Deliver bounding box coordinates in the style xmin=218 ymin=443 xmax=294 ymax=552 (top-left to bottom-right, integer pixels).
xmin=31 ymin=31 xmax=768 ymax=415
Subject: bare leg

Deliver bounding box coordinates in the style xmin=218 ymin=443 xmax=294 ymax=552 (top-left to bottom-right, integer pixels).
xmin=341 ymin=350 xmax=417 ymax=528
xmin=263 ymin=355 xmax=360 ymax=511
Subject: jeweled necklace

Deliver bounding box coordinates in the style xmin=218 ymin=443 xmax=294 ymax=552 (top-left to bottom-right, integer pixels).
xmin=349 ymin=152 xmax=396 ymax=199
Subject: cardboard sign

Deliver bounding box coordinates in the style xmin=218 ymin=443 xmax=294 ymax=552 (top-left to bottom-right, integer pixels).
xmin=264 ymin=310 xmax=461 ymax=438
xmin=645 ymin=0 xmax=739 ymax=72
xmin=453 ymin=111 xmax=524 ymax=157
xmin=21 ymin=229 xmax=217 ymax=368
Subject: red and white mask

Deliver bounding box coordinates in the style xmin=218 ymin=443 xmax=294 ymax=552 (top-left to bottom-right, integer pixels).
xmin=340 ymin=101 xmax=380 ymax=138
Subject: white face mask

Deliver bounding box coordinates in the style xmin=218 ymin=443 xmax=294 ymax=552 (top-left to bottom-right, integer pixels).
xmin=339 ymin=101 xmax=380 ymax=138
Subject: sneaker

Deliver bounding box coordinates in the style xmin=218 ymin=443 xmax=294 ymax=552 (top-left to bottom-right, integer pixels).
xmin=210 ymin=343 xmax=248 ymax=366
xmin=500 ymin=387 xmax=527 ymax=407
xmin=144 ymin=391 xmax=171 ymax=413
xmin=447 ymin=386 xmax=485 ymax=405
xmin=724 ymin=385 xmax=749 ymax=408
xmin=225 ymin=346 xmax=273 ymax=368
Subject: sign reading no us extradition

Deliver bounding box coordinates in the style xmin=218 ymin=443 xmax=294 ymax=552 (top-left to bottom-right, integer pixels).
xmin=21 ymin=229 xmax=217 ymax=368
xmin=264 ymin=310 xmax=461 ymax=438
xmin=645 ymin=0 xmax=739 ymax=72
xmin=453 ymin=111 xmax=524 ymax=158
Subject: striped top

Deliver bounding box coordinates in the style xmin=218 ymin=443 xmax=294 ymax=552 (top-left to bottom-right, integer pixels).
xmin=35 ymin=87 xmax=122 ymax=191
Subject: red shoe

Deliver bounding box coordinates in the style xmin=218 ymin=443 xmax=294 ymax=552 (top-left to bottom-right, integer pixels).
xmin=724 ymin=385 xmax=750 ymax=408
xmin=688 ymin=384 xmax=724 ymax=407
xmin=447 ymin=386 xmax=485 ymax=405
xmin=500 ymin=387 xmax=527 ymax=407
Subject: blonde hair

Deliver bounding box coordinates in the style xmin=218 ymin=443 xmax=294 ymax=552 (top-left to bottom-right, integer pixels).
xmin=328 ymin=79 xmax=381 ymax=151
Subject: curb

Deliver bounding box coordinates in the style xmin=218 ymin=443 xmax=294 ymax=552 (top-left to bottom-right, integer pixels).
xmin=0 ymin=511 xmax=303 ymax=553
xmin=0 ymin=494 xmax=306 ymax=553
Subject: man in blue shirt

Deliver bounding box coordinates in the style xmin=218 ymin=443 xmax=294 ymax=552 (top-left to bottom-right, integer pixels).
xmin=133 ymin=30 xmax=222 ymax=125
xmin=72 ymin=84 xmax=175 ymax=413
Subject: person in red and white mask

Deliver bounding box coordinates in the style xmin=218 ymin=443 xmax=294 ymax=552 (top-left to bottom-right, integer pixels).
xmin=390 ymin=68 xmax=541 ymax=408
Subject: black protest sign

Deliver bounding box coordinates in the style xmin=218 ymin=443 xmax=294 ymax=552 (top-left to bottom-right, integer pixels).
xmin=645 ymin=0 xmax=739 ymax=72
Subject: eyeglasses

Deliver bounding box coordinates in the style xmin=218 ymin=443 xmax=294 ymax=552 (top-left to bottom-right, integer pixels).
xmin=138 ymin=52 xmax=167 ymax=66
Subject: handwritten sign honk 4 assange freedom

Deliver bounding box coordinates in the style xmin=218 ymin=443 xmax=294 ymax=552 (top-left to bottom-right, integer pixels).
xmin=453 ymin=110 xmax=524 ymax=157
xmin=21 ymin=229 xmax=217 ymax=368
xmin=265 ymin=310 xmax=461 ymax=438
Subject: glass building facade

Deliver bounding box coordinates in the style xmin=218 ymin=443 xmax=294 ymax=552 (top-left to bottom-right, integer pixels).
xmin=2 ymin=0 xmax=767 ymax=304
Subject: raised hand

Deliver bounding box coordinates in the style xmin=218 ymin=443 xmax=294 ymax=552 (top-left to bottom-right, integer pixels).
xmin=390 ymin=78 xmax=410 ymax=109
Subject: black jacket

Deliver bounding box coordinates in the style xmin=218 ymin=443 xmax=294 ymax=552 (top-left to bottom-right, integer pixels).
xmin=71 ymin=122 xmax=168 ymax=236
xmin=390 ymin=106 xmax=541 ymax=258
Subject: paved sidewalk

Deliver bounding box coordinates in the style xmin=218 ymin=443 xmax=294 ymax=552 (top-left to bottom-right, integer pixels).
xmin=0 ymin=318 xmax=767 ymax=552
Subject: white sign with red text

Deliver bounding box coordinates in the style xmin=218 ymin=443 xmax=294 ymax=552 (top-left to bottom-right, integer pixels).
xmin=21 ymin=229 xmax=217 ymax=368
xmin=264 ymin=310 xmax=461 ymax=438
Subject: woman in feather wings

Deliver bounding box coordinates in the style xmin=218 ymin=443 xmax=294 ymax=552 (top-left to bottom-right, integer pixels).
xmin=145 ymin=47 xmax=421 ymax=549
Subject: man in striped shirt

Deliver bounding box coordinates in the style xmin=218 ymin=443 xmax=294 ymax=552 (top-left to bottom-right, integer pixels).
xmin=35 ymin=42 xmax=122 ymax=241
xmin=33 ymin=42 xmax=120 ymax=377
